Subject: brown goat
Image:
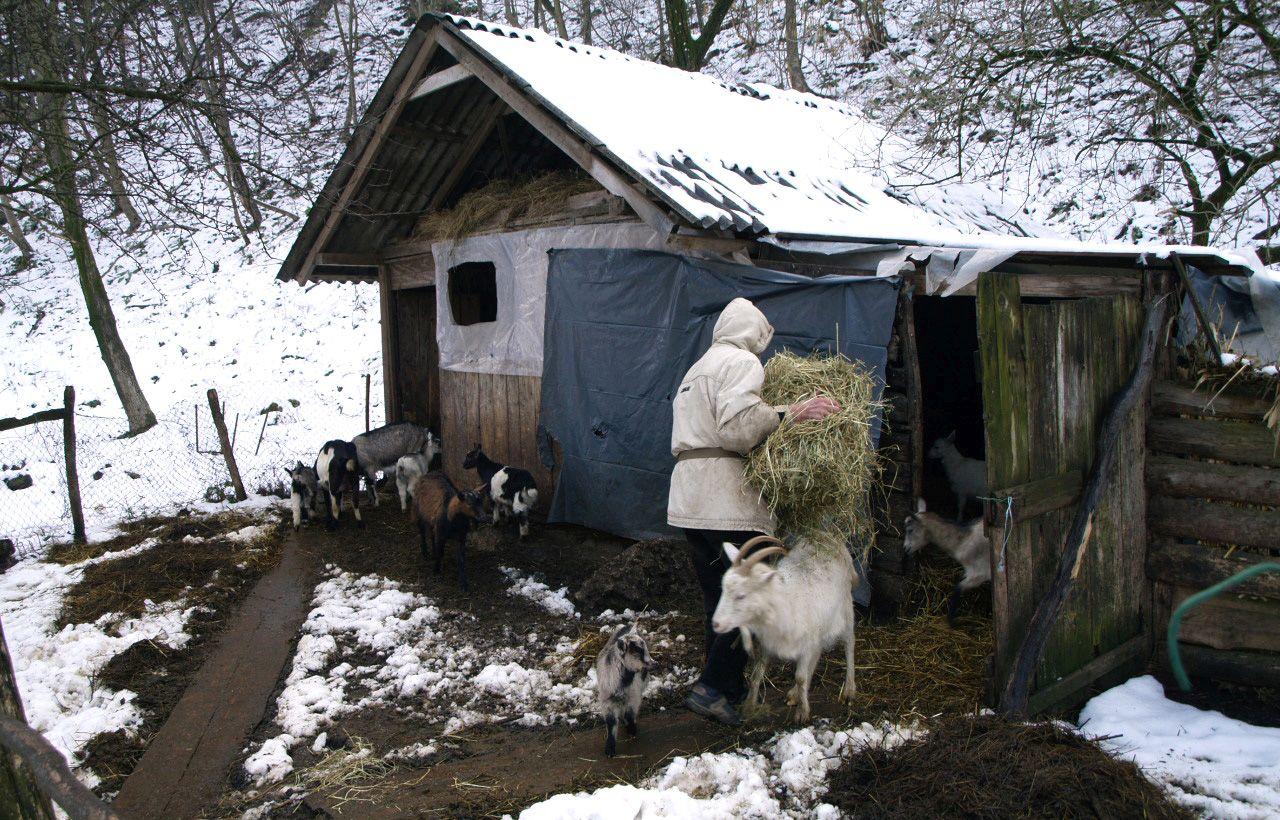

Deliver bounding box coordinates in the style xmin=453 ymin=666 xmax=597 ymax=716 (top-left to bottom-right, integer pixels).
xmin=410 ymin=472 xmax=488 ymax=590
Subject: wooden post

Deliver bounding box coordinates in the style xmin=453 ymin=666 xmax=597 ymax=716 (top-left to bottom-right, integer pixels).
xmin=0 ymin=618 xmax=55 ymax=819
xmin=1169 ymin=253 xmax=1223 ymax=364
xmin=999 ymin=297 xmax=1169 ymax=717
xmin=206 ymin=389 xmax=246 ymax=502
xmin=364 ymin=373 xmax=371 ymax=432
xmin=62 ymin=387 xmax=85 ymax=545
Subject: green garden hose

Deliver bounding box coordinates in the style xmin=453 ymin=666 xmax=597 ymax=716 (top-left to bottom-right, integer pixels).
xmin=1167 ymin=561 xmax=1280 ymax=691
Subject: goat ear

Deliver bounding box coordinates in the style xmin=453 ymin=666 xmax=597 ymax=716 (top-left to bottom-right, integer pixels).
xmin=916 ymin=497 xmax=927 ymax=513
xmin=722 ymin=543 xmax=740 ymax=563
xmin=760 ymin=567 xmax=777 ymax=583
xmin=946 ymin=430 xmax=957 ymax=441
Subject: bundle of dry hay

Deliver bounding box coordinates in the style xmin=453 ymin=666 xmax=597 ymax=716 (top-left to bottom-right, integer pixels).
xmin=825 ymin=715 xmax=1192 ymax=819
xmin=415 ymin=171 xmax=602 ymax=241
xmin=744 ymin=350 xmax=885 ymax=546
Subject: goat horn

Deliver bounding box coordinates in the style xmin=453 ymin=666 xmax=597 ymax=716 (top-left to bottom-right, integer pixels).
xmin=739 ymin=545 xmax=788 ymax=571
xmin=734 ymin=535 xmax=786 ymax=565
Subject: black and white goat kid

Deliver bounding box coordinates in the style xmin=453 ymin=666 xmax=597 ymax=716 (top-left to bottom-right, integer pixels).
xmin=353 ymin=423 xmax=441 ymax=507
xmin=463 ymin=444 xmax=538 ymax=538
xmin=594 ymin=623 xmax=652 ymax=757
xmin=315 ymin=440 xmax=362 ymax=529
xmin=286 ymin=462 xmax=321 ymax=530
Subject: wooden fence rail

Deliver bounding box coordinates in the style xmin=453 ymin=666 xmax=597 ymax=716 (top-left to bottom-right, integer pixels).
xmin=0 ymin=388 xmax=84 ymax=545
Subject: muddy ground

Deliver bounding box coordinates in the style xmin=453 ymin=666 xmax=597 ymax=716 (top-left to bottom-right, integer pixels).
xmin=209 ymin=498 xmax=946 ymax=819
xmin=46 ymin=510 xmax=290 ymax=795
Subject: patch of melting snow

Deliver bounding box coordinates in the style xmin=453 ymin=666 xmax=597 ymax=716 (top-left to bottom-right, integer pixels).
xmin=0 ymin=539 xmax=194 ymax=780
xmin=512 ymin=722 xmax=916 ymax=819
xmin=1079 ymin=675 xmax=1280 ymax=819
xmin=244 ymin=568 xmax=698 ymax=789
xmin=500 ymin=566 xmax=579 ymax=618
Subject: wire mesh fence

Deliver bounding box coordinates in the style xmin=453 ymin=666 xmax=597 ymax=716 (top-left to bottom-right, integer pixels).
xmin=0 ymin=399 xmax=312 ymax=559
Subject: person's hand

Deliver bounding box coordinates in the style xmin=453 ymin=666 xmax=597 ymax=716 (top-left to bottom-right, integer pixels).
xmin=788 ymin=396 xmax=841 ymax=422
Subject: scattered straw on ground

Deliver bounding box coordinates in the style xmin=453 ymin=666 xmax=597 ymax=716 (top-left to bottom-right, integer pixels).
xmin=826 ymin=715 xmax=1193 ymax=819
xmin=58 ymin=511 xmax=285 ymax=627
xmin=745 ymin=351 xmax=885 ymax=546
xmin=415 ymin=172 xmax=602 ymax=240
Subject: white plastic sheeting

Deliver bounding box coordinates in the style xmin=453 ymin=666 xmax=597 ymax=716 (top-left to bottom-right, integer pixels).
xmin=433 ymin=223 xmax=665 ymax=376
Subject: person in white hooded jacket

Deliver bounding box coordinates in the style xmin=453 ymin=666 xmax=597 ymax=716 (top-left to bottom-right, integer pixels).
xmin=669 ymin=297 xmax=839 ymax=725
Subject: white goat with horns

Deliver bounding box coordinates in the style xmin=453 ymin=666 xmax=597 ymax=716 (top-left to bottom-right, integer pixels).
xmin=712 ymin=534 xmax=857 ymax=723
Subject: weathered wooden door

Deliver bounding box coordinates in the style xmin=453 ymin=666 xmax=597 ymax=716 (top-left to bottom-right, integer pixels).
xmin=977 ymin=272 xmax=1149 ymax=714
xmin=393 ymin=287 xmax=441 ymax=430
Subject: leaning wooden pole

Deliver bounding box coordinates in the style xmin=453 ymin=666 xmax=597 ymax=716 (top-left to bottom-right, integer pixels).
xmin=1000 ymin=297 xmax=1170 ymax=717
xmin=0 ymin=618 xmax=54 ymax=819
xmin=1169 ymin=252 xmax=1223 ymax=364
xmin=62 ymin=387 xmax=85 ymax=545
xmin=207 ymin=389 xmax=247 ymax=502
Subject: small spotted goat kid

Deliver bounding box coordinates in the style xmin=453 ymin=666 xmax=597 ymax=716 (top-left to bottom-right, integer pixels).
xmin=594 ymin=623 xmax=653 ymax=757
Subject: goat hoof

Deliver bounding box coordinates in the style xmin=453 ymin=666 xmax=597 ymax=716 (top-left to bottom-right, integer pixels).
xmin=839 ymin=683 xmax=856 ymax=703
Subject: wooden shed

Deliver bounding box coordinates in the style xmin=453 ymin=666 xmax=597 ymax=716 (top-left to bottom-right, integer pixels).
xmin=278 ymin=14 xmax=1276 ymax=712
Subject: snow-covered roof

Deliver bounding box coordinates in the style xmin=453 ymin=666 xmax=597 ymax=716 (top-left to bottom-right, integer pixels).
xmin=442 ymin=15 xmax=1261 ymax=273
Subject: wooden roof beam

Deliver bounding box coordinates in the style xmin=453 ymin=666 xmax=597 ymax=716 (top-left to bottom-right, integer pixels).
xmin=296 ymin=28 xmax=443 ymax=284
xmin=409 ymin=64 xmax=472 ymax=101
xmin=436 ymin=29 xmax=676 ymax=238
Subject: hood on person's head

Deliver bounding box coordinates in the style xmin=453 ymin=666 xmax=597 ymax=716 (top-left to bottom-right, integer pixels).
xmin=712 ymin=298 xmax=774 ymax=355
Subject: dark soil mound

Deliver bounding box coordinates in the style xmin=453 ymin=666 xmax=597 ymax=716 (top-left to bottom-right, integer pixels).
xmin=574 ymin=538 xmax=697 ymax=615
xmin=826 ymin=715 xmax=1192 ymax=819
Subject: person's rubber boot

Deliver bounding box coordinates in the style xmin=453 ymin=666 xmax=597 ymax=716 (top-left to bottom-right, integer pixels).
xmin=685 ymin=682 xmax=742 ymax=726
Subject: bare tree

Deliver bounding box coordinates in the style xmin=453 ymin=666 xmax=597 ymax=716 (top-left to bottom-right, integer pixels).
xmin=783 ymin=0 xmax=809 ymax=92
xmin=901 ymin=0 xmax=1280 ymax=252
xmin=12 ymin=1 xmax=157 ymax=434
xmin=662 ymin=0 xmax=736 ymax=70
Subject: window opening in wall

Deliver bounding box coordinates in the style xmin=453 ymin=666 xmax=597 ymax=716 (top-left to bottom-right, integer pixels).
xmin=448 ymin=261 xmax=498 ymax=325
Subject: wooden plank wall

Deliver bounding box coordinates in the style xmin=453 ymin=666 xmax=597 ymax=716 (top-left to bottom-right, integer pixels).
xmin=981 ymin=273 xmax=1148 ymax=712
xmin=1146 ymin=380 xmax=1280 ymax=688
xmin=439 ymin=369 xmax=553 ymax=509
xmin=392 ymin=287 xmax=440 ymax=430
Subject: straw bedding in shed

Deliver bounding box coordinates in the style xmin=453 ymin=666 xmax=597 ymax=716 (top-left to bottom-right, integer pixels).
xmin=414 ymin=171 xmax=602 ymax=240
xmin=825 ymin=715 xmax=1193 ymax=819
xmin=744 ymin=351 xmax=886 ymax=547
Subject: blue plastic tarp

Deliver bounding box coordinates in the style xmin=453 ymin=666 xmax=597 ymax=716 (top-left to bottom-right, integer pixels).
xmin=539 ymin=249 xmax=900 ymax=541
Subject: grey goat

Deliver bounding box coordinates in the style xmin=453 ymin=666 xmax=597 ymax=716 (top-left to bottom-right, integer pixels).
xmin=352 ymin=423 xmax=441 ymax=506
xmin=594 ymin=623 xmax=652 ymax=757
xmin=286 ymin=462 xmax=321 ymax=530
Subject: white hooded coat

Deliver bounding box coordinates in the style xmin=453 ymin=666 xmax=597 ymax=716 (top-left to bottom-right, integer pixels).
xmin=667 ymin=298 xmax=784 ymax=533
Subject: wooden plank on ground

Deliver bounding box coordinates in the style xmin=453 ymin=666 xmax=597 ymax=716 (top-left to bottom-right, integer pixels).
xmin=1146 ymin=540 xmax=1280 ymax=601
xmin=1147 ymin=416 xmax=1280 ymax=467
xmin=1146 ymin=454 xmax=1280 ymax=507
xmin=1151 ymin=381 xmax=1273 ymax=421
xmin=1148 ymin=495 xmax=1280 ymax=551
xmin=112 ymin=535 xmax=317 ymax=819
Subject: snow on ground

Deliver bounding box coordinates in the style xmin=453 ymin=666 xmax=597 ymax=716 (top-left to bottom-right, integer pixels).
xmin=0 ymin=539 xmax=198 ymax=782
xmin=500 ymin=565 xmax=579 ymax=618
xmin=1080 ymin=675 xmax=1280 ymax=819
xmin=515 ymin=722 xmax=915 ymax=819
xmin=243 ymin=566 xmax=697 ymax=789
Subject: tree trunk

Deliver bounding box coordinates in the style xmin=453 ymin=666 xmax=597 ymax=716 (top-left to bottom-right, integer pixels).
xmin=783 ymin=0 xmax=810 ymax=92
xmin=332 ymin=0 xmax=358 ymax=138
xmin=0 ymin=196 xmax=34 ymax=270
xmin=504 ymin=0 xmax=519 ymax=26
xmin=88 ymin=106 xmax=142 ymax=233
xmin=663 ymin=0 xmax=735 ymax=70
xmin=858 ymin=0 xmax=888 ymax=58
xmin=44 ymin=101 xmax=156 ymax=435
xmin=580 ymin=0 xmax=593 ymax=44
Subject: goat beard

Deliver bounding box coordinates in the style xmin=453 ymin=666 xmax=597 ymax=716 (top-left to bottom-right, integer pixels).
xmin=738 ymin=626 xmax=754 ymax=654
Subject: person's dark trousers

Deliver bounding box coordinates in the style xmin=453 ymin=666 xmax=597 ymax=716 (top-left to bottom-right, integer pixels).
xmin=683 ymin=528 xmax=761 ymax=705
